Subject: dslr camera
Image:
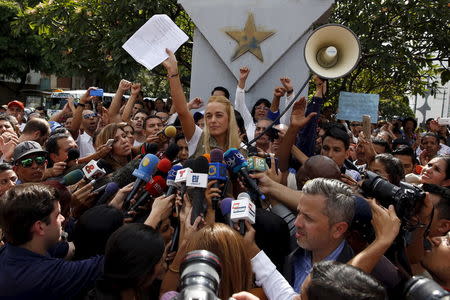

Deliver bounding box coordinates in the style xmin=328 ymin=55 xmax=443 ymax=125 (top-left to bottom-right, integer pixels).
xmin=361 ymin=171 xmax=426 ymax=225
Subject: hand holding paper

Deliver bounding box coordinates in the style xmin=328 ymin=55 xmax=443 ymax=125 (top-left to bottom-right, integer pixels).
xmin=122 ymin=14 xmax=188 ymax=70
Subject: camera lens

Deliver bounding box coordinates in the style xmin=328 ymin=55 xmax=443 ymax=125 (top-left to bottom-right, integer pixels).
xmin=178 ymin=250 xmax=222 ymax=299
xmin=404 ymin=276 xmax=450 ymax=300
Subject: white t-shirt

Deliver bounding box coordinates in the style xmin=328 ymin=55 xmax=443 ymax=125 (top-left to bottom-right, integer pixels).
xmin=76 ymin=131 xmax=95 ymax=158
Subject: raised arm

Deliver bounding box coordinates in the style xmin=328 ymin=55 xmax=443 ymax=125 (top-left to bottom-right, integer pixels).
xmin=235 ymin=67 xmax=253 ymax=124
xmin=348 ymin=198 xmax=401 ymax=274
xmin=270 ymin=86 xmax=285 ymax=113
xmin=278 ymin=97 xmax=316 ymax=172
xmin=108 ymin=79 xmax=131 ymax=123
xmin=162 ymin=49 xmax=196 ymax=141
xmin=70 ymin=88 xmax=95 ymax=140
xmin=122 ymin=83 xmax=141 ymax=123
xmin=279 ymin=77 xmax=294 ymax=125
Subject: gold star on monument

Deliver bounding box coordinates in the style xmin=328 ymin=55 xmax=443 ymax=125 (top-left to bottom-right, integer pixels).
xmin=225 ymin=13 xmax=275 ymax=62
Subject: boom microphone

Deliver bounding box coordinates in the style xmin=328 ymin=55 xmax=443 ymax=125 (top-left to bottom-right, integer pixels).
xmin=223 ymin=148 xmax=266 ymax=203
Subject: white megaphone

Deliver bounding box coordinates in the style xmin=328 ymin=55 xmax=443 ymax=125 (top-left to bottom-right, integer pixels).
xmin=304 ymin=24 xmax=361 ymax=79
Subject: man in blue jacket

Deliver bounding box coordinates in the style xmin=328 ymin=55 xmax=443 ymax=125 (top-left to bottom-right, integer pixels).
xmin=0 ymin=183 xmax=103 ymax=299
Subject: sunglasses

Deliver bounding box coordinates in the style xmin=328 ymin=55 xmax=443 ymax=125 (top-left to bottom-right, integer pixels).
xmin=18 ymin=156 xmax=46 ymax=168
xmin=83 ymin=113 xmax=98 ymax=119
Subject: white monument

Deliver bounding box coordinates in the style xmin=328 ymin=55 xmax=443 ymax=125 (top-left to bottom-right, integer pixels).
xmin=179 ymin=0 xmax=335 ymax=108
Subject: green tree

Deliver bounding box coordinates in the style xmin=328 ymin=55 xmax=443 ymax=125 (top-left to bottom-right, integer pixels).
xmin=0 ymin=0 xmax=54 ymax=95
xmin=322 ymin=0 xmax=449 ymax=108
xmin=13 ymin=0 xmax=193 ymax=94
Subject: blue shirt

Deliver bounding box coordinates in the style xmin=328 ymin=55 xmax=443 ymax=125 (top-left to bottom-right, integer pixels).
xmin=0 ymin=243 xmax=103 ymax=299
xmin=293 ymin=240 xmax=346 ymax=292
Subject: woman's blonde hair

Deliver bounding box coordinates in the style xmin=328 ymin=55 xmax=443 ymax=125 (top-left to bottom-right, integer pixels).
xmin=186 ymin=223 xmax=253 ymax=299
xmin=202 ymin=96 xmax=241 ymax=153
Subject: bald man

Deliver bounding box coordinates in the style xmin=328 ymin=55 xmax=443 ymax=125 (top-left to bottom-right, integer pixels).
xmin=296 ymin=155 xmax=341 ymax=189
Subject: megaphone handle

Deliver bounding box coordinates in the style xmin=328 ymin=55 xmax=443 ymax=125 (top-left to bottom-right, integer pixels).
xmin=243 ymin=74 xmax=312 ymax=148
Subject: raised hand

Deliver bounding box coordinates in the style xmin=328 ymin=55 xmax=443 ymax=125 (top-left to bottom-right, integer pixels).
xmin=290 ymin=97 xmax=317 ymax=129
xmin=131 ymin=83 xmax=141 ymax=96
xmin=188 ymin=97 xmax=203 ymax=110
xmin=118 ymin=79 xmax=132 ymax=92
xmin=238 ymin=66 xmax=250 ymax=89
xmin=240 ymin=66 xmax=250 ymax=81
xmin=273 ymin=86 xmax=286 ymax=98
xmin=162 ymin=48 xmax=178 ymax=75
xmin=368 ymin=198 xmax=401 ymax=246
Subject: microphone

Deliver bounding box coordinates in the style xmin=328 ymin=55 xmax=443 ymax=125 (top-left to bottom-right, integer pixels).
xmin=230 ymin=192 xmax=256 ymax=235
xmin=247 ymin=156 xmax=268 ymax=173
xmin=82 ymin=159 xmax=107 ymax=181
xmin=140 ymin=142 xmax=159 ymax=155
xmin=67 ymin=148 xmax=80 ymax=162
xmin=188 ymin=156 xmax=209 ymax=225
xmin=164 ymin=142 xmax=180 ymax=161
xmin=223 ymin=148 xmax=266 ymax=203
xmin=157 ymin=125 xmax=177 ymax=138
xmin=60 ymin=169 xmax=84 ymax=186
xmin=165 ymin=164 xmax=183 ymax=197
xmin=208 ymin=149 xmax=227 ymax=209
xmin=96 ymin=182 xmax=120 ymax=205
xmin=155 ymin=158 xmax=172 ymax=178
xmin=219 ymin=197 xmax=234 ymax=226
xmin=174 ymin=162 xmax=194 ymax=196
xmin=124 ymin=154 xmax=159 ymax=209
xmin=128 ymin=175 xmax=167 ymax=212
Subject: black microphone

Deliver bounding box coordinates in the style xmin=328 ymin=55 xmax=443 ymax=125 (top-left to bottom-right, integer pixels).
xmin=96 ymin=182 xmax=120 ymax=205
xmin=91 ymin=158 xmax=141 ymax=193
xmin=223 ymin=148 xmax=266 ymax=204
xmin=164 ymin=142 xmax=180 ymax=161
xmin=189 ymin=156 xmax=209 ymax=225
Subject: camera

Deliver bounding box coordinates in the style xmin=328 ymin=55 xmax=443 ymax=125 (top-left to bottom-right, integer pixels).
xmin=404 ymin=276 xmax=450 ymax=299
xmin=361 ymin=171 xmax=426 ymax=223
xmin=175 ymin=250 xmax=222 ymax=300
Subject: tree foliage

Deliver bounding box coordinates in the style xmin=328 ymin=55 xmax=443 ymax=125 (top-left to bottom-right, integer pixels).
xmin=6 ymin=0 xmax=449 ymax=104
xmin=12 ymin=0 xmax=193 ymax=94
xmin=324 ymin=0 xmax=449 ymax=110
xmin=0 ymin=0 xmax=54 ymax=94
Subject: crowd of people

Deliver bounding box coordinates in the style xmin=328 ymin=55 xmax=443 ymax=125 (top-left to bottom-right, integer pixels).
xmin=0 ymin=49 xmax=449 ymax=300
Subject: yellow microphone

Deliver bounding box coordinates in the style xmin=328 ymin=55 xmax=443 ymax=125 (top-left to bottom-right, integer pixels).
xmin=157 ymin=125 xmax=177 ymax=138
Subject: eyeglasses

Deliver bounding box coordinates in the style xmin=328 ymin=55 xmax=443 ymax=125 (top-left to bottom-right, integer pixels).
xmin=18 ymin=156 xmax=46 ymax=168
xmin=83 ymin=113 xmax=98 ymax=119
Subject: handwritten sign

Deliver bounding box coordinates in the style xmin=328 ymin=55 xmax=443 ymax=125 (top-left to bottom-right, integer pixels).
xmin=336 ymin=92 xmax=379 ymax=122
